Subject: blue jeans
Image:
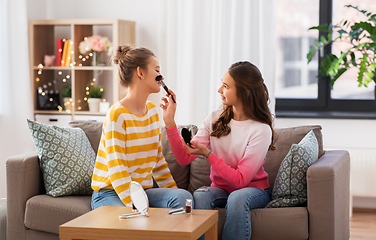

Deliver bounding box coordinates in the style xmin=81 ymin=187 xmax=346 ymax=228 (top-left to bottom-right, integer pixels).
xmin=194 ymin=186 xmax=271 ymax=240
xmin=91 ymin=188 xmax=192 ymax=210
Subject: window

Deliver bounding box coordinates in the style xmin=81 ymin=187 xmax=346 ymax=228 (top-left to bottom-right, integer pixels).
xmin=275 ymin=0 xmax=376 ymax=118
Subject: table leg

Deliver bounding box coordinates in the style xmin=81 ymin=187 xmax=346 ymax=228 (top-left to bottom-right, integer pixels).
xmin=204 ymin=223 xmax=217 ymax=240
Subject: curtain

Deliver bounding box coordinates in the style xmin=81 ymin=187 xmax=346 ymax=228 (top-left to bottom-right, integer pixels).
xmin=157 ymin=0 xmax=276 ymax=126
xmin=0 ymin=0 xmax=34 ymax=197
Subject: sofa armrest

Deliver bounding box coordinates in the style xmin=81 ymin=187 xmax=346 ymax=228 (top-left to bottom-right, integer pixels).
xmin=6 ymin=151 xmax=44 ymax=239
xmin=307 ymin=150 xmax=350 ymax=240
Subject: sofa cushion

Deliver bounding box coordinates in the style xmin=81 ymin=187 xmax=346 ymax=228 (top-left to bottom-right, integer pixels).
xmin=161 ymin=124 xmax=199 ymax=190
xmin=68 ymin=121 xmax=103 ymax=154
xmin=24 ymin=195 xmax=91 ymax=234
xmin=27 ymin=119 xmax=95 ymax=197
xmin=266 ymin=130 xmax=319 ymax=208
xmin=251 ymin=207 xmax=309 ymax=240
xmin=188 ymin=154 xmax=212 ymax=193
xmin=264 ymin=125 xmax=323 ymax=191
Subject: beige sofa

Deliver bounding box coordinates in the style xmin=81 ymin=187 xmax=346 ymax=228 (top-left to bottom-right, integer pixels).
xmin=6 ymin=121 xmax=350 ymax=240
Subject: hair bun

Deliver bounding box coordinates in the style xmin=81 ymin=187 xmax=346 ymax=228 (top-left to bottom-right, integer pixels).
xmin=113 ymin=45 xmax=132 ymax=65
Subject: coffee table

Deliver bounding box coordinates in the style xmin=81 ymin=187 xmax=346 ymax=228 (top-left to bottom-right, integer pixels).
xmin=59 ymin=206 xmax=218 ymax=240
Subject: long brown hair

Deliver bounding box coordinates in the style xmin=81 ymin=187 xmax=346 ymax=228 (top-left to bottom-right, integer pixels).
xmin=210 ymin=61 xmax=277 ymax=150
xmin=113 ymin=45 xmax=155 ymax=87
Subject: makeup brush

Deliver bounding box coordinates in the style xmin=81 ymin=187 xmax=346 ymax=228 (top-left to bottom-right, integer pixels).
xmin=156 ymin=75 xmax=176 ymax=103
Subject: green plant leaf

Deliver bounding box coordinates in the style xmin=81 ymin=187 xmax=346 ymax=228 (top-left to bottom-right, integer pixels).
xmin=320 ymin=35 xmax=328 ymax=44
xmin=315 ymin=40 xmax=321 ymax=47
xmin=350 ymin=52 xmax=357 ymax=67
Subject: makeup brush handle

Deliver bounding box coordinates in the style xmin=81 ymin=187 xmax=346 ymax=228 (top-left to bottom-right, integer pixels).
xmin=163 ymin=86 xmax=176 ymax=103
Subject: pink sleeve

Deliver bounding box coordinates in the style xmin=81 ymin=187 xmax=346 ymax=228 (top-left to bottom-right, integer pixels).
xmin=206 ymin=126 xmax=271 ymax=190
xmin=165 ymin=125 xmax=198 ymax=166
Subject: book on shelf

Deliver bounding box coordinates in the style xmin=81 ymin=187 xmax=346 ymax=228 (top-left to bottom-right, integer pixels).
xmin=56 ymin=39 xmax=63 ymax=67
xmin=61 ymin=39 xmax=69 ymax=66
xmin=65 ymin=40 xmax=72 ymax=67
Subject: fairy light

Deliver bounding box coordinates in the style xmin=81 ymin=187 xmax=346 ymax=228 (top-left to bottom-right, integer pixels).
xmin=79 ymin=55 xmax=83 ymax=59
xmin=36 ymin=78 xmax=40 ymax=82
xmin=58 ymin=71 xmax=62 ymax=75
xmin=78 ymin=106 xmax=82 ymax=110
xmin=102 ymin=99 xmax=106 ymax=102
xmin=62 ymin=79 xmax=66 ymax=83
xmin=93 ymin=78 xmax=96 ymax=82
xmin=38 ymin=64 xmax=43 ymax=68
xmin=84 ymin=97 xmax=88 ymax=101
xmin=66 ymin=75 xmax=70 ymax=79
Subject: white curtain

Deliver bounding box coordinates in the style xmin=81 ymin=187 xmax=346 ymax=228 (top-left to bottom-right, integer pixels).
xmin=0 ymin=0 xmax=34 ymax=198
xmin=157 ymin=0 xmax=276 ymax=126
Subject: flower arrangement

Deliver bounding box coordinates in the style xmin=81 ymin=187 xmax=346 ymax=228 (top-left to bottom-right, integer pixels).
xmin=79 ymin=35 xmax=113 ymax=56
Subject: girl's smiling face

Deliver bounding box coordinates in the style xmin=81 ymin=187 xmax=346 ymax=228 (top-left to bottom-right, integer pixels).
xmin=218 ymin=71 xmax=241 ymax=106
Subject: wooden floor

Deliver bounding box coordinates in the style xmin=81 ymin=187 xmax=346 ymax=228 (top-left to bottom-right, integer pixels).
xmin=350 ymin=210 xmax=376 ymax=240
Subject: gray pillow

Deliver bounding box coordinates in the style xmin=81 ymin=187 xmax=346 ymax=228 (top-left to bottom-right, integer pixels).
xmin=27 ymin=119 xmax=95 ymax=197
xmin=266 ymin=130 xmax=319 ymax=208
xmin=68 ymin=121 xmax=103 ymax=154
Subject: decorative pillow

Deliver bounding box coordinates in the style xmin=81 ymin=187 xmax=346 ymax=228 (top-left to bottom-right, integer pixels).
xmin=266 ymin=130 xmax=319 ymax=208
xmin=68 ymin=121 xmax=103 ymax=154
xmin=27 ymin=119 xmax=96 ymax=197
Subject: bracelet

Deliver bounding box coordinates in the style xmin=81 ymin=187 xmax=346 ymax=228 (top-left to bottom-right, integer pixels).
xmin=204 ymin=150 xmax=212 ymax=158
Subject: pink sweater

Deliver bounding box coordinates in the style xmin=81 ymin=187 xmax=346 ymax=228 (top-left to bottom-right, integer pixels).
xmin=166 ymin=110 xmax=271 ymax=193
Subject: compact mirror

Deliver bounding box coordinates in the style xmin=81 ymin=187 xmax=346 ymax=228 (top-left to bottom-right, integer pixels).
xmin=119 ymin=181 xmax=149 ymax=219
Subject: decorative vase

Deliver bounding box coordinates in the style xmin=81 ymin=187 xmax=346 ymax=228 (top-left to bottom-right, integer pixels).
xmin=88 ymin=98 xmax=101 ymax=112
xmin=92 ymin=51 xmax=102 ymax=66
xmin=99 ymin=101 xmax=110 ymax=113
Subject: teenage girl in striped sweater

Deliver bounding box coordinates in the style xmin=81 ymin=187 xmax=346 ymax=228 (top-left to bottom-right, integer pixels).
xmin=91 ymin=45 xmax=192 ymax=210
xmin=160 ymin=61 xmax=277 ymax=240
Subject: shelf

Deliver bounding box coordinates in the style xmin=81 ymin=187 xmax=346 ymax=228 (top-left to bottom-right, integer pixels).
xmin=29 ymin=19 xmax=135 ymax=126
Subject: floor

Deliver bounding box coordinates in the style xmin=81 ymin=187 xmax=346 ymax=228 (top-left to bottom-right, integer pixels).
xmin=350 ymin=210 xmax=376 ymax=240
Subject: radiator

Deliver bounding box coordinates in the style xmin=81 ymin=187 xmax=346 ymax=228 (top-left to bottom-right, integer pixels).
xmin=0 ymin=202 xmax=5 ymax=240
xmin=346 ymin=148 xmax=376 ymax=197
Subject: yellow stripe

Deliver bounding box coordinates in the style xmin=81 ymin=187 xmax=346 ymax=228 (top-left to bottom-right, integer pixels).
xmin=97 ymin=149 xmax=107 ymax=159
xmin=105 ymin=130 xmax=126 ymax=142
xmin=106 ymin=145 xmax=126 ymax=155
xmin=92 ymin=174 xmax=111 ymax=185
xmin=110 ymin=170 xmax=130 ymax=182
xmin=94 ymin=161 xmax=108 ymax=172
xmin=153 ymin=163 xmax=168 ymax=173
xmin=161 ymin=182 xmax=177 ymax=188
xmin=154 ymin=172 xmax=174 ymax=182
xmin=125 ymin=156 xmax=157 ymax=168
xmin=114 ymin=182 xmax=130 ymax=193
xmin=125 ymin=142 xmax=159 ymax=154
xmin=123 ymin=113 xmax=159 ymax=128
xmin=126 ymin=128 xmax=159 ymax=140
xmin=132 ymin=174 xmax=153 ymax=183
xmin=121 ymin=196 xmax=132 ymax=206
xmin=133 ymin=167 xmax=153 ymax=175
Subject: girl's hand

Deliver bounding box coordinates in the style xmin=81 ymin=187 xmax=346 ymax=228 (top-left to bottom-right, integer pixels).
xmin=182 ymin=138 xmax=211 ymax=157
xmin=160 ymin=90 xmax=177 ymax=128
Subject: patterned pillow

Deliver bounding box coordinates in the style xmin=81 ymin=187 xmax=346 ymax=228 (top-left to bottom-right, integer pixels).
xmin=27 ymin=119 xmax=95 ymax=197
xmin=266 ymin=130 xmax=318 ymax=208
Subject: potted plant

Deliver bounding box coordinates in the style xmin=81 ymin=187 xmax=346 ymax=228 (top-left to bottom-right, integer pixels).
xmin=61 ymin=83 xmax=72 ymax=111
xmin=307 ymin=5 xmax=376 ymax=91
xmin=88 ymin=86 xmax=104 ymax=112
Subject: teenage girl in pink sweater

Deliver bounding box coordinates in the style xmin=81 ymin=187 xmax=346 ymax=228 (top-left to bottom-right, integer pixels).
xmin=160 ymin=61 xmax=276 ymax=240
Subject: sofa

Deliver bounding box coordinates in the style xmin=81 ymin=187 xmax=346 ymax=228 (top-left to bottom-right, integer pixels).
xmin=6 ymin=121 xmax=350 ymax=240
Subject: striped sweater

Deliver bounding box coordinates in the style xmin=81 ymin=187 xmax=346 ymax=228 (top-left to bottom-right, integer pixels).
xmin=91 ymin=101 xmax=177 ymax=206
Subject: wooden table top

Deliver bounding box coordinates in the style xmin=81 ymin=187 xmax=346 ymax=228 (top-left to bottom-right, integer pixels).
xmin=59 ymin=206 xmax=218 ymax=240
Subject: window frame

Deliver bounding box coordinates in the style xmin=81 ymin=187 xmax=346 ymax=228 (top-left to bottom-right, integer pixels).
xmin=275 ymin=0 xmax=376 ymax=119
